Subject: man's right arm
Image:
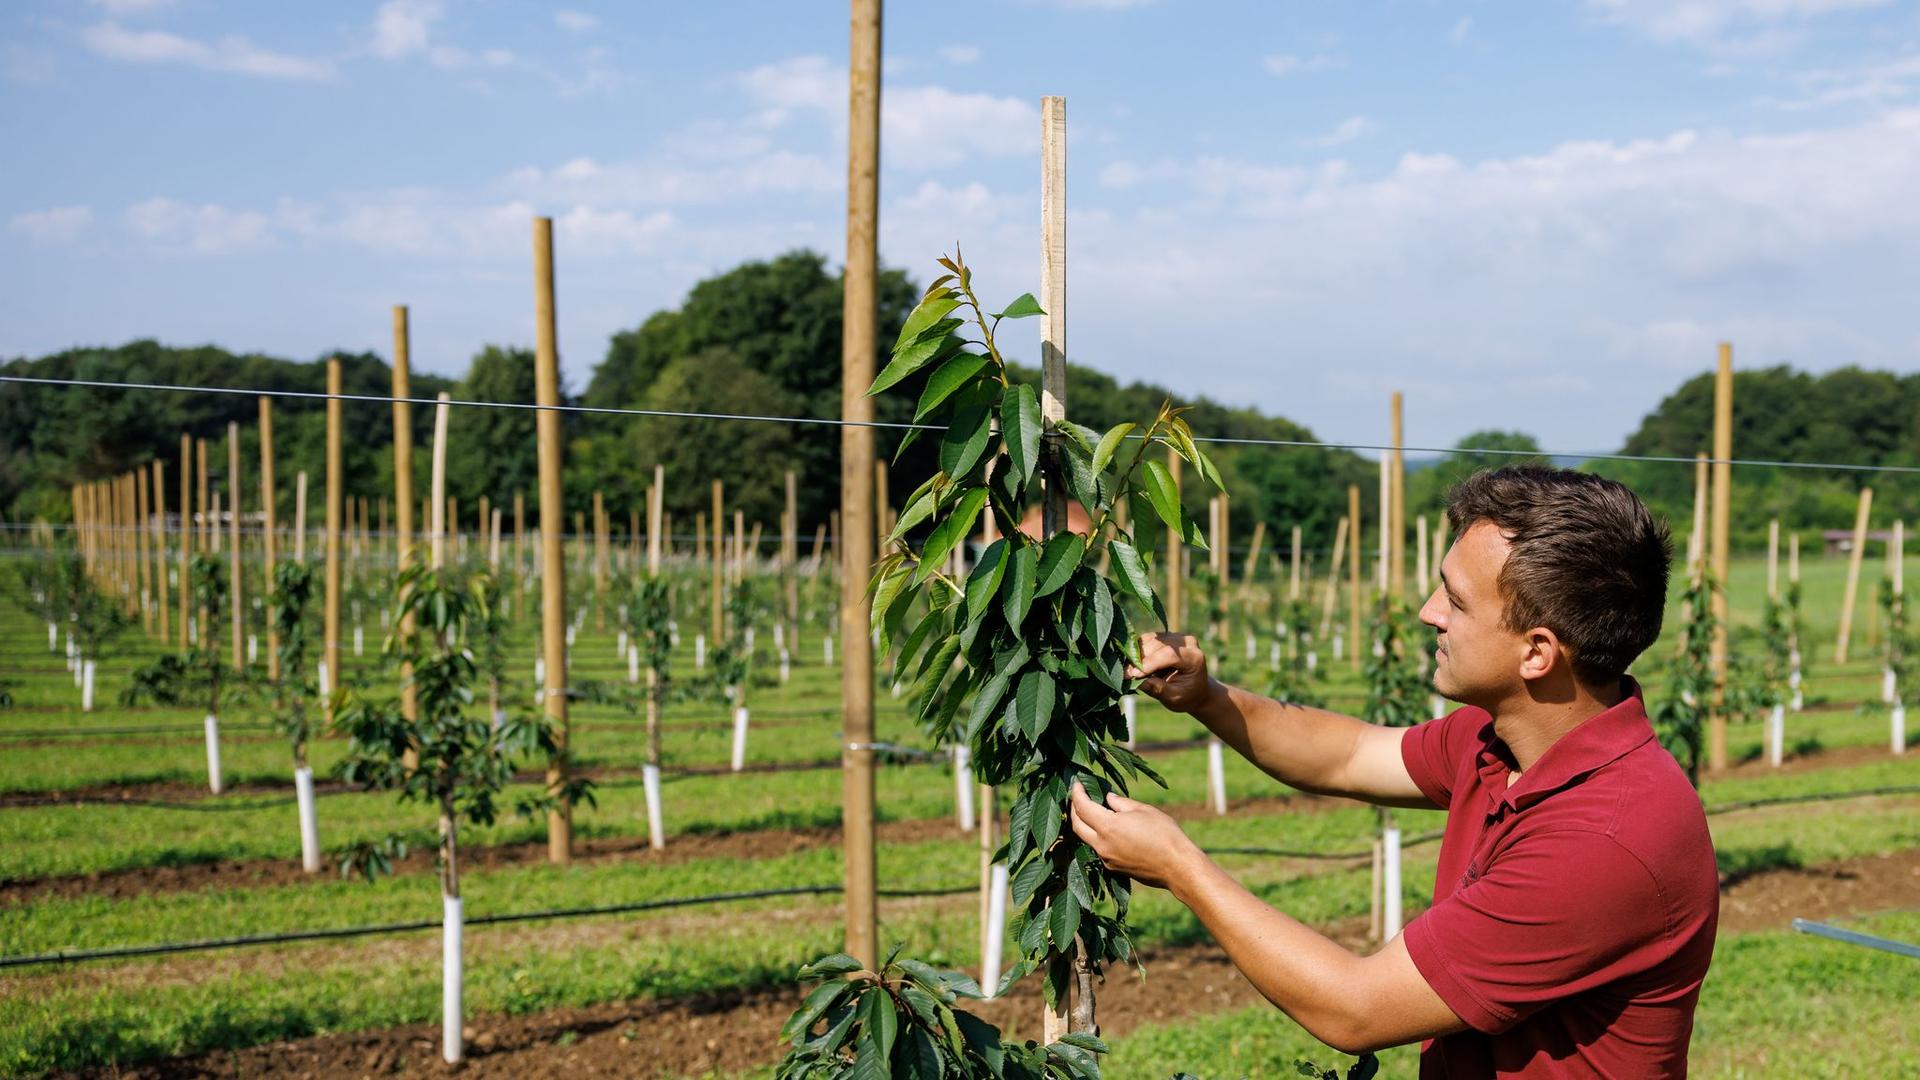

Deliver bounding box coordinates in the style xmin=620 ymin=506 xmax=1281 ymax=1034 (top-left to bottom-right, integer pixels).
xmin=1131 ymin=633 xmax=1434 ymax=809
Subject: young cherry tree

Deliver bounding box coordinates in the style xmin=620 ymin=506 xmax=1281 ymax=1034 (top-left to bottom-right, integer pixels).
xmin=331 ymin=564 xmax=573 ymax=1064
xmin=124 ymin=555 xmax=231 ymax=793
xmin=1360 ymin=595 xmax=1428 ymax=941
xmin=269 ymin=561 xmax=323 ymax=871
xmin=866 ymin=251 xmax=1219 ymax=1038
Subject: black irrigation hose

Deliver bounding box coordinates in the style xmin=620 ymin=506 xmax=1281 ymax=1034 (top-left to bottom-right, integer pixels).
xmin=0 ymin=723 xmax=278 ymax=739
xmin=1703 ymin=783 xmax=1920 ymax=816
xmin=0 ymin=883 xmax=977 ymax=971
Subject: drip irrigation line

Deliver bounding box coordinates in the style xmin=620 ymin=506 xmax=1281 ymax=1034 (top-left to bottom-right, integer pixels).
xmin=0 ymin=883 xmax=976 ymax=971
xmin=1702 ymin=783 xmax=1920 ymax=816
xmin=0 ymin=722 xmax=278 ymax=739
xmin=1207 ymin=829 xmax=1445 ymax=861
xmin=10 ymin=372 xmax=1920 ymax=475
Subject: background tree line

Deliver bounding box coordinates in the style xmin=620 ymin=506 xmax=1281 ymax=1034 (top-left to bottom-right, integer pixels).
xmin=3 ymin=252 xmax=1908 ymax=558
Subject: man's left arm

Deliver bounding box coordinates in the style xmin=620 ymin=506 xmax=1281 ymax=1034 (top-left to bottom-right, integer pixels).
xmin=1069 ymin=784 xmax=1466 ymax=1054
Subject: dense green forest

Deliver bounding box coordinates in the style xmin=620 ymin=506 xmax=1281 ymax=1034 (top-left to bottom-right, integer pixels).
xmin=3 ymin=250 xmax=1912 ymax=555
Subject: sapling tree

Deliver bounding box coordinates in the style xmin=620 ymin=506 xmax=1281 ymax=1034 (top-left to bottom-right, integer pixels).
xmin=1876 ymin=572 xmax=1911 ymax=753
xmin=1361 ymin=595 xmax=1428 ymax=942
xmin=619 ymin=568 xmax=674 ymax=846
xmin=860 ymin=251 xmax=1218 ymax=1040
xmin=270 ymin=561 xmax=324 ymax=871
xmin=331 ymin=563 xmax=564 ymax=1064
xmin=57 ymin=549 xmax=132 ymax=712
xmin=1651 ymin=572 xmax=1714 ymax=788
xmin=124 ymin=556 xmax=232 ymax=793
xmin=1268 ymin=595 xmax=1326 ymax=710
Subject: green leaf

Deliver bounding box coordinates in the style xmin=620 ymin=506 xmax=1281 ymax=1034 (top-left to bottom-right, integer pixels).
xmin=964 ymin=642 xmax=1024 ymax=743
xmin=1034 ymin=533 xmax=1085 ymax=598
xmin=954 ymin=1012 xmax=1006 ymax=1078
xmin=1032 ymin=794 xmax=1060 ymax=854
xmin=798 ymin=953 xmax=864 ymax=980
xmin=938 ymin=404 xmax=994 ymax=479
xmin=1001 ymin=543 xmax=1038 ymax=628
xmin=901 ymin=1026 xmax=942 ymax=1080
xmin=964 ymin=539 xmax=1007 ymax=623
xmin=914 ymin=352 xmax=992 ymax=421
xmin=781 ymin=979 xmax=853 ymax=1042
xmin=869 ymin=562 xmax=913 ymax=641
xmin=893 ymin=291 xmax=960 ymax=352
xmin=1010 ymin=855 xmax=1047 ymax=906
xmin=1087 ymin=576 xmax=1114 ymax=647
xmin=1107 ymin=539 xmax=1154 ymax=606
xmin=1091 ymin=422 xmax=1135 ymax=476
xmin=1014 ymin=669 xmax=1055 ymax=743
xmin=1002 ymin=384 xmax=1041 ymax=487
xmin=916 ymin=487 xmax=989 ymax=586
xmin=1058 ymin=1032 xmax=1109 ymax=1054
xmin=870 ymin=327 xmax=964 ymax=397
xmin=888 ymin=477 xmax=944 ymax=543
xmin=859 ymin=985 xmax=898 ymax=1062
xmin=991 ymin=293 xmax=1045 ymax=320
xmin=1139 ymin=459 xmax=1187 ymax=539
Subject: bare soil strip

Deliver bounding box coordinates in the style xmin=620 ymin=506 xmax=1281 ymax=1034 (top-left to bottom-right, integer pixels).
xmin=64 ymin=845 xmax=1920 ymax=1079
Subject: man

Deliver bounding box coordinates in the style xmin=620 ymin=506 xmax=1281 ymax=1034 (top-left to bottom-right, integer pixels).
xmin=1069 ymin=466 xmax=1718 ymax=1077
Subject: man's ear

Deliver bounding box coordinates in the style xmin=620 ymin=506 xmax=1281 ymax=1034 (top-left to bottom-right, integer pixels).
xmin=1518 ymin=626 xmax=1565 ymax=683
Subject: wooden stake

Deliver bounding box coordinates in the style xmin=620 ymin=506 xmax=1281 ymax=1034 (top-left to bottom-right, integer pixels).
xmin=1348 ymin=484 xmax=1362 ymax=671
xmin=294 ymin=472 xmax=308 ymax=562
xmin=1287 ymin=524 xmax=1301 ymax=603
xmin=514 ymin=492 xmax=526 ymax=577
xmin=1319 ymin=516 xmax=1348 ymax=637
xmin=431 ymin=395 xmax=451 ymax=569
xmin=711 ymin=480 xmax=725 ymax=644
xmin=593 ymin=489 xmax=608 ymax=628
xmin=532 ymin=216 xmax=572 ymax=864
xmin=1390 ymin=391 xmax=1405 ymax=597
xmin=228 ymin=422 xmax=244 ymax=671
xmin=324 ymin=358 xmax=344 ymax=724
xmin=1708 ymin=343 xmax=1732 ymax=772
xmin=197 ymin=437 xmax=210 ymax=556
xmin=153 ymin=458 xmax=171 ymax=644
xmin=1836 ymin=487 xmax=1873 ymax=664
xmin=260 ymin=398 xmax=280 ymax=682
xmin=1767 ymin=519 xmax=1779 ymax=604
xmin=135 ymin=466 xmax=153 ymax=635
xmin=647 ymin=464 xmax=665 ymax=770
xmin=785 ymin=470 xmax=800 ymax=652
xmin=842 ymin=0 xmax=882 ymax=971
xmin=1415 ymin=514 xmax=1429 ymax=597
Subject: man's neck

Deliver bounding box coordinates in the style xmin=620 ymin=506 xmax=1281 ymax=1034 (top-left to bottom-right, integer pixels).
xmin=1490 ymin=678 xmax=1624 ymax=776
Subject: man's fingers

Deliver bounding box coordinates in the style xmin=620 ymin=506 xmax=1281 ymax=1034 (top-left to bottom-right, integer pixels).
xmin=1105 ymin=792 xmax=1146 ymax=812
xmin=1135 ymin=676 xmax=1169 ymax=700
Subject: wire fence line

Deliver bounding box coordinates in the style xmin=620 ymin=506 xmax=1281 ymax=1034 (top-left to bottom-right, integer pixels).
xmin=9 ymin=372 xmax=1920 ymax=475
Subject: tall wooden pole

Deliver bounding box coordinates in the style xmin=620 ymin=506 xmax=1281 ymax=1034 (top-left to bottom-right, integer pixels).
xmin=1319 ymin=516 xmax=1348 ymax=637
xmin=785 ymin=470 xmax=800 ymax=652
xmin=1767 ymin=519 xmax=1779 ymax=604
xmin=179 ymin=436 xmax=192 ymax=647
xmin=593 ymin=489 xmax=608 ymax=628
xmin=711 ymin=480 xmax=725 ymax=645
xmin=324 ymin=359 xmax=344 ymax=721
xmin=841 ymin=0 xmax=882 ymax=972
xmin=393 ymin=306 xmax=416 ymax=566
xmin=135 ymin=467 xmax=153 ymax=635
xmin=1708 ymin=344 xmax=1733 ymax=772
xmin=647 ymin=464 xmax=665 ymax=771
xmin=1390 ymin=391 xmax=1406 ymax=598
xmin=1836 ymin=487 xmax=1873 ymax=664
xmin=228 ymin=422 xmax=244 ymax=671
xmin=198 ymin=437 xmax=211 ymax=558
xmin=533 ymin=216 xmax=573 ymax=864
xmin=260 ymin=398 xmax=280 ymax=681
xmin=153 ymin=459 xmax=171 ymax=644
xmin=1348 ymin=484 xmax=1362 ymax=671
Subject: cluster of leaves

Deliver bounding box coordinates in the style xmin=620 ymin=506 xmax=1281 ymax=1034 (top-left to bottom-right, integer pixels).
xmin=1360 ymin=597 xmax=1429 ymax=730
xmin=330 ymin=564 xmax=591 ymax=891
xmin=709 ymin=578 xmax=763 ymax=696
xmin=1758 ymin=591 xmax=1792 ymax=711
xmin=1651 ymin=572 xmax=1714 ymax=788
xmin=865 ymin=251 xmax=1220 ymax=1017
xmin=122 ymin=556 xmax=232 ymax=714
xmin=775 ymin=950 xmax=1105 ymax=1080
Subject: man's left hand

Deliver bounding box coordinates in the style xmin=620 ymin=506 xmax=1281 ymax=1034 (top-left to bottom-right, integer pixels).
xmin=1068 ymin=782 xmax=1203 ymax=890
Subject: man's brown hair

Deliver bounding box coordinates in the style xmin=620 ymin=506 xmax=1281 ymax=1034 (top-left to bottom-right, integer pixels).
xmin=1446 ymin=466 xmax=1673 ymax=687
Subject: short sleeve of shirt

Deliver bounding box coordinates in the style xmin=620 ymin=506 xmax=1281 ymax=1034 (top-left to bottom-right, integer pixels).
xmin=1398 ymin=707 xmax=1482 ymax=810
xmin=1403 ymin=830 xmax=1669 ymax=1034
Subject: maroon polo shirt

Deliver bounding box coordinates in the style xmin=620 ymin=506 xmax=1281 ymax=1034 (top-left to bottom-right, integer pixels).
xmin=1398 ymin=681 xmax=1718 ymax=1078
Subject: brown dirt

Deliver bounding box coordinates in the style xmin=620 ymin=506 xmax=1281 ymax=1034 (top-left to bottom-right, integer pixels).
xmin=0 ymin=791 xmax=1342 ymax=906
xmin=79 ymin=843 xmax=1920 ymax=1080
xmin=1713 ymin=738 xmax=1905 ymax=780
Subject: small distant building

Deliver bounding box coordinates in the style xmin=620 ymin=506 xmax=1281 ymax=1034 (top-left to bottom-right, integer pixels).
xmin=1823 ymin=529 xmax=1897 ymax=557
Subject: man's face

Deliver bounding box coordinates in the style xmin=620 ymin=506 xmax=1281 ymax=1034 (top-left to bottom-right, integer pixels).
xmin=1417 ymin=521 xmax=1526 ymax=708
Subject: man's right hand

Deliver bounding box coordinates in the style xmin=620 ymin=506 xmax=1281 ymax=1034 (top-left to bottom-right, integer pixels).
xmin=1127 ymin=632 xmax=1215 ymax=714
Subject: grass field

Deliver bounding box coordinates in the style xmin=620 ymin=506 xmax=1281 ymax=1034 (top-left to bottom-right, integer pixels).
xmin=2 ymin=545 xmax=1917 ymax=1078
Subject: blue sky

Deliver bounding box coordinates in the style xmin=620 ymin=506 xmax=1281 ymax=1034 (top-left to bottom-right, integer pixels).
xmin=5 ymin=0 xmax=1920 ymax=457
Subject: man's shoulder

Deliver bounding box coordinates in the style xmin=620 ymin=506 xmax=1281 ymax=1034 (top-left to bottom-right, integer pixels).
xmin=1524 ymin=744 xmax=1719 ymax=917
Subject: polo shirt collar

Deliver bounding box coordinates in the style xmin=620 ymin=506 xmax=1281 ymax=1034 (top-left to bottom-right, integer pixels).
xmin=1472 ymin=678 xmax=1655 ymax=814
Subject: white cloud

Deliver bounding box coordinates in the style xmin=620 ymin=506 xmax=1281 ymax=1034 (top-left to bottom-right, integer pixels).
xmin=9 ymin=206 xmax=93 ymax=246
xmin=1448 ymin=16 xmax=1473 ymax=44
xmin=81 ymin=21 xmax=335 ymax=81
xmin=370 ymin=0 xmax=441 ymax=59
xmin=1262 ymin=52 xmax=1347 ymax=77
xmin=554 ymin=9 xmax=599 ymax=33
xmin=556 ymin=206 xmax=675 ymax=256
xmin=1775 ymin=51 xmax=1920 ymax=109
xmin=1587 ymin=0 xmax=1891 ymax=51
xmin=1303 ymin=115 xmax=1376 ymax=147
xmin=124 ymin=197 xmax=273 ymax=254
xmin=939 ymin=45 xmax=982 ymax=65
xmin=88 ymin=0 xmax=175 ymax=14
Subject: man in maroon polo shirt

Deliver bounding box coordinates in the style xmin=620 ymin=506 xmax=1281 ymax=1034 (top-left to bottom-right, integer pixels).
xmin=1068 ymin=466 xmax=1718 ymax=1077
